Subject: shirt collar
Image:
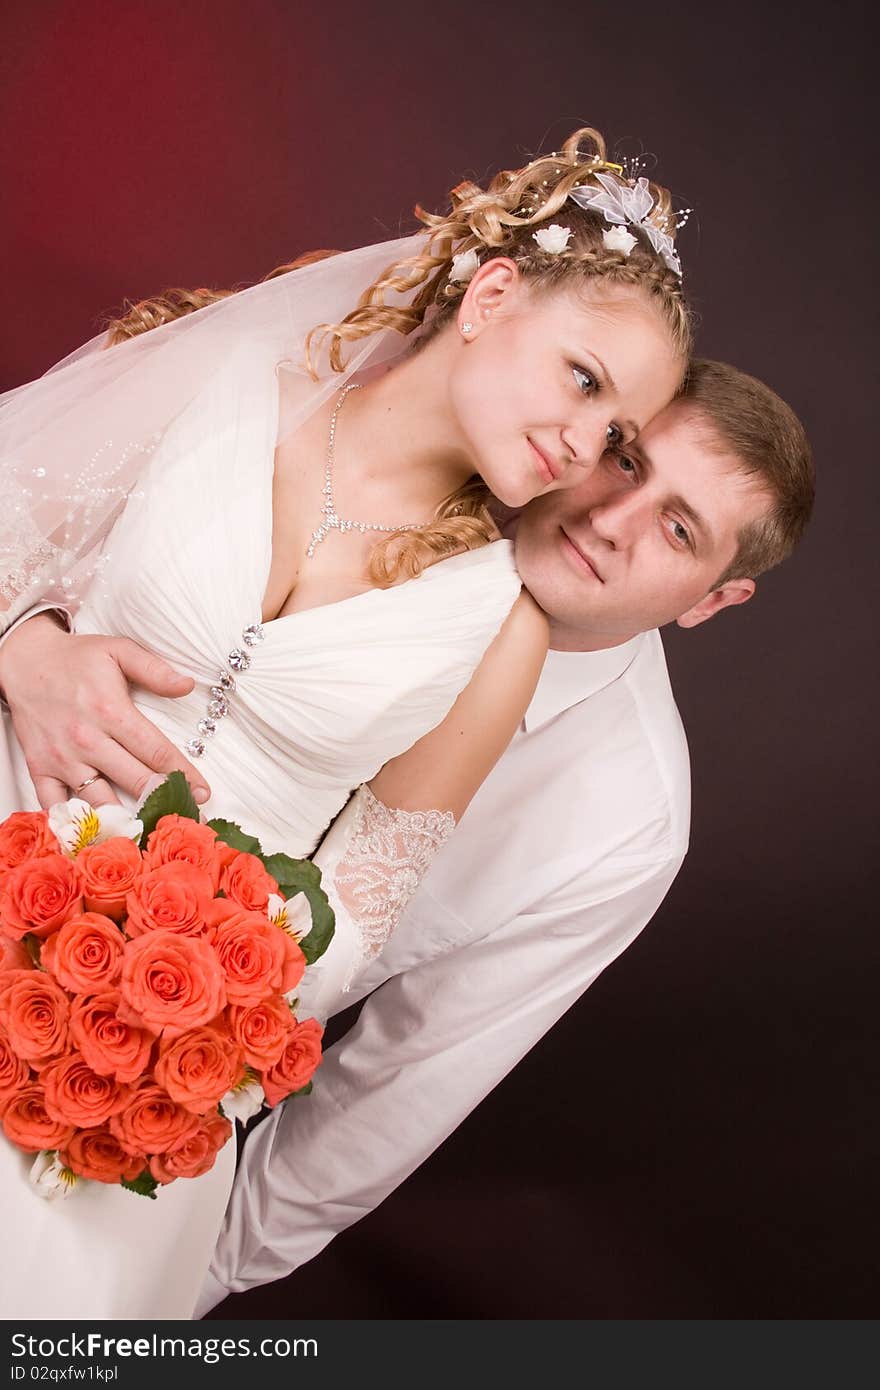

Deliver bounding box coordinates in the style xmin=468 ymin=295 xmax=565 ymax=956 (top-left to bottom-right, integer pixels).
xmin=522 ymin=632 xmax=647 ymax=732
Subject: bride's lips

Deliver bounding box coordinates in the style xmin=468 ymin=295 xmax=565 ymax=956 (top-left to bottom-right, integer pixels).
xmin=527 ymin=437 xmax=562 ymax=485
xmin=560 ymin=526 xmax=604 ymax=582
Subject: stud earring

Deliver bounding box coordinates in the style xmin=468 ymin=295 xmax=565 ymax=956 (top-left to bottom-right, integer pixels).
xmin=461 ymin=321 xmax=473 ymax=335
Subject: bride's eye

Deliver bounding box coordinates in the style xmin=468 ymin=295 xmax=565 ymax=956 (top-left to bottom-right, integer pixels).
xmin=571 ymin=364 xmax=598 ymax=396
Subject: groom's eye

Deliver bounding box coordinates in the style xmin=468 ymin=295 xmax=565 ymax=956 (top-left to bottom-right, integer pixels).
xmin=606 ymin=449 xmax=639 ymax=480
xmin=668 ymin=517 xmax=693 ymax=550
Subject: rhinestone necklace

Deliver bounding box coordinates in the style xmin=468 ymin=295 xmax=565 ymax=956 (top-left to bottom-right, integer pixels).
xmin=305 ymin=382 xmax=426 ymax=558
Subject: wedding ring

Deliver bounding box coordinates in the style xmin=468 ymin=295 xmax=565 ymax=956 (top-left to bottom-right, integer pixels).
xmin=72 ymin=773 xmax=101 ymax=795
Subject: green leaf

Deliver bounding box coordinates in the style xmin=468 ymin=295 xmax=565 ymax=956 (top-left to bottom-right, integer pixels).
xmin=262 ymin=853 xmax=322 ymax=891
xmin=205 ymin=819 xmax=263 ymax=858
xmin=137 ymin=771 xmax=200 ymax=847
xmin=262 ymin=854 xmax=335 ymax=964
xmin=120 ymin=1170 xmax=159 ymax=1200
xmin=295 ymin=885 xmax=335 ymax=965
xmin=291 ymin=1080 xmax=313 ymax=1098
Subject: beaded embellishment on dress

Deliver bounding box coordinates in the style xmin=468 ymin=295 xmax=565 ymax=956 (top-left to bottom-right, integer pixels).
xmin=184 ymin=622 xmax=265 ymax=758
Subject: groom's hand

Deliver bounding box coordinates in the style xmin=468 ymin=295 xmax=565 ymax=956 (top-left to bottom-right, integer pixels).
xmin=0 ymin=613 xmax=212 ymax=810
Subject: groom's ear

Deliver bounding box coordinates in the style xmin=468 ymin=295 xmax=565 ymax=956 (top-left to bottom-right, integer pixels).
xmin=676 ymin=577 xmax=756 ymax=629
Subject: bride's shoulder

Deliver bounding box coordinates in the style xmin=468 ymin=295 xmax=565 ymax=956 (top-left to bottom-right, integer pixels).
xmin=423 ymin=535 xmax=519 ymax=582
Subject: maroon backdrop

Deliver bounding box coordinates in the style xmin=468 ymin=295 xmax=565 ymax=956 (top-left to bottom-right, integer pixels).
xmin=1 ymin=0 xmax=874 ymax=1316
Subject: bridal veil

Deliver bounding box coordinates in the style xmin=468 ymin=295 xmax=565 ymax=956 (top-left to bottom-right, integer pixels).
xmin=0 ymin=231 xmax=428 ymax=636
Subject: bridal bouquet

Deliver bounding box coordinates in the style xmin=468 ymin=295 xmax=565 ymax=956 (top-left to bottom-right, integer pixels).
xmin=0 ymin=773 xmax=333 ymax=1200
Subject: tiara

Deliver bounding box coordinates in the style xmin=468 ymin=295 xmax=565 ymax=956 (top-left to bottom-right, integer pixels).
xmin=567 ymin=172 xmax=689 ymax=278
xmin=448 ymin=155 xmax=691 ymax=286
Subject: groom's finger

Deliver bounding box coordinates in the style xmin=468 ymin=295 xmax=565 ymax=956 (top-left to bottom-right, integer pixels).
xmin=100 ymin=705 xmax=211 ymax=804
xmin=74 ymin=731 xmax=208 ymax=808
xmin=65 ymin=772 xmax=120 ymax=809
xmin=110 ymin=637 xmax=196 ymax=698
xmin=33 ymin=776 xmax=78 ymax=812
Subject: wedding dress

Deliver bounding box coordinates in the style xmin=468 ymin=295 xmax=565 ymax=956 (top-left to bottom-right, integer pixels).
xmin=0 ymin=334 xmax=521 ymax=1320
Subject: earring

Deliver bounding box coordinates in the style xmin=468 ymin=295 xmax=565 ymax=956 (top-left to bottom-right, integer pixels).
xmin=461 ymin=321 xmax=473 ymax=335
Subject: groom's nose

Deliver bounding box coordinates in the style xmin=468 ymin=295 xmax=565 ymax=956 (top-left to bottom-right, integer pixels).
xmin=588 ymin=489 xmax=651 ymax=548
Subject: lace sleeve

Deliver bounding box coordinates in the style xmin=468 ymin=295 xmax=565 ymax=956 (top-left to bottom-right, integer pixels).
xmin=289 ymin=785 xmax=456 ymax=1021
xmin=334 ymin=785 xmax=455 ymax=973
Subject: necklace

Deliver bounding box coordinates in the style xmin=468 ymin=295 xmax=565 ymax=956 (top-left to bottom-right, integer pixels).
xmin=305 ymin=382 xmax=426 ymax=559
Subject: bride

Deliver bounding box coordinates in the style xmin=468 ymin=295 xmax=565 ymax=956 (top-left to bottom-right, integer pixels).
xmin=0 ymin=127 xmax=690 ymax=1318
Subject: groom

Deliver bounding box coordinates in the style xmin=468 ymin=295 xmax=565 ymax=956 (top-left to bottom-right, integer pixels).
xmin=0 ymin=358 xmax=813 ymax=1314
xmin=191 ymin=358 xmax=812 ymax=1312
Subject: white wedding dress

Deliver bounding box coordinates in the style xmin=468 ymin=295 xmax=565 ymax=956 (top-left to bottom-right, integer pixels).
xmin=0 ymin=342 xmax=521 ymax=1320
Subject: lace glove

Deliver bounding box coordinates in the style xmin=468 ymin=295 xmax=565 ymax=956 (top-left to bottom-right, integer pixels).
xmin=289 ymin=784 xmax=456 ymax=1023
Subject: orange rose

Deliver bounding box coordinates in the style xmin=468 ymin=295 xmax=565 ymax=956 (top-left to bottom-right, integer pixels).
xmin=61 ymin=1127 xmax=145 ymax=1184
xmin=262 ymin=1016 xmax=324 ymax=1108
xmin=0 ymin=811 xmax=58 ymax=871
xmin=228 ymin=998 xmax=296 ymax=1069
xmin=0 ymin=852 xmax=83 ymax=941
xmin=41 ymin=1051 xmax=129 ymax=1128
xmin=0 ymin=969 xmax=70 ymax=1065
xmin=212 ymin=909 xmax=305 ymax=1006
xmin=0 ymin=1024 xmax=31 ymax=1105
xmin=149 ymin=1111 xmax=231 ymax=1184
xmin=119 ymin=930 xmax=226 ymax=1039
xmin=124 ymin=860 xmax=214 ymax=939
xmin=1 ymin=1083 xmax=75 ymax=1152
xmin=41 ymin=912 xmax=124 ymax=993
xmin=77 ymin=837 xmax=144 ymax=921
xmin=143 ymin=815 xmax=222 ymax=893
xmin=69 ymin=989 xmax=154 ymax=1083
xmin=218 ymin=849 xmax=278 ymax=913
xmin=153 ymin=1025 xmax=244 ymax=1115
xmin=0 ymin=936 xmax=32 ymax=973
xmin=109 ymin=1078 xmax=200 ymax=1156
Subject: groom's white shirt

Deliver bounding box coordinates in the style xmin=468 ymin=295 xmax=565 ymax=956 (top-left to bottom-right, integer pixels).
xmin=198 ymin=627 xmax=691 ymax=1311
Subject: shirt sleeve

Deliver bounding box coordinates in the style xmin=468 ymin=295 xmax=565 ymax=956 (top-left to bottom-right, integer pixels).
xmin=201 ymin=852 xmax=684 ymax=1307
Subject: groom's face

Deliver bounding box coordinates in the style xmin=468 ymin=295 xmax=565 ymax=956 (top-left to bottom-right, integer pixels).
xmin=514 ymin=400 xmax=772 ymax=648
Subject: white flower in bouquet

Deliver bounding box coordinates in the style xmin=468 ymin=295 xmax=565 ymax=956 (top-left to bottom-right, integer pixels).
xmin=48 ymin=797 xmax=143 ymax=856
xmin=532 ymin=224 xmax=573 ymax=254
xmin=220 ymin=1073 xmax=266 ymax=1125
xmin=267 ymin=891 xmax=310 ymax=941
xmin=29 ymin=1151 xmax=79 ymax=1201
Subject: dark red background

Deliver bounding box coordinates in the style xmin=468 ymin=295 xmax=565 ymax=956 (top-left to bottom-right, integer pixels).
xmin=1 ymin=0 xmax=874 ymax=1317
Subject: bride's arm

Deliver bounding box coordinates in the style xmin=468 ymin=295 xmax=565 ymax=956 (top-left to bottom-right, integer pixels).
xmin=370 ymin=589 xmax=548 ymax=818
xmin=291 ymin=591 xmax=548 ymax=1018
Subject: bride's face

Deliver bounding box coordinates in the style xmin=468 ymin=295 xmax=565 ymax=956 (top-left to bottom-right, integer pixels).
xmin=447 ymin=261 xmax=684 ymax=508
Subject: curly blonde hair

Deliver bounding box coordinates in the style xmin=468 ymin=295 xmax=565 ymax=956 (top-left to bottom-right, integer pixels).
xmin=107 ymin=127 xmax=691 ymax=585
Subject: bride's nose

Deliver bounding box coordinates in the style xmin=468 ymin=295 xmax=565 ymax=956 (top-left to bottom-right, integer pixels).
xmin=558 ymin=419 xmax=615 ymax=484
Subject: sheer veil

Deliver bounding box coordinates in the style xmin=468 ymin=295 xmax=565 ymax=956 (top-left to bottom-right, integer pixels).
xmin=0 ymin=231 xmax=428 ymax=636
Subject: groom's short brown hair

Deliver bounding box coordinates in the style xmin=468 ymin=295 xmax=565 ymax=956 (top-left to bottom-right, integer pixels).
xmin=681 ymin=359 xmax=815 ymax=583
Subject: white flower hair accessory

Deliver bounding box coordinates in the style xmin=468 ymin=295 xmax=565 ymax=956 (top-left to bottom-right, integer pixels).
xmin=568 ymin=172 xmax=686 ymax=278
xmin=449 ymin=249 xmax=480 ymax=284
xmin=532 ymin=223 xmax=573 ymax=254
xmin=602 ymin=225 xmax=637 ymax=257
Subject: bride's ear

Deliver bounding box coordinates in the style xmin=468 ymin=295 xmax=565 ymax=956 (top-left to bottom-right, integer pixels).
xmin=676 ymin=577 xmax=756 ymax=629
xmin=458 ymin=258 xmax=522 ymax=336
